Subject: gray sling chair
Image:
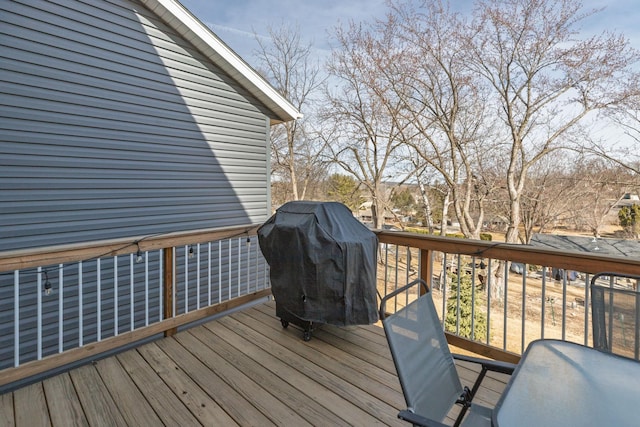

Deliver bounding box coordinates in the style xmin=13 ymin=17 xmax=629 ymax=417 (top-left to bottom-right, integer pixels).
xmin=380 ymin=279 xmax=516 ymax=427
xmin=591 ymin=272 xmax=640 ymax=360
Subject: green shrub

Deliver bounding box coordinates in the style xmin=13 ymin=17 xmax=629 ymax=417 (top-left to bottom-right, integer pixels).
xmin=405 ymin=227 xmax=430 ymax=235
xmin=445 ymin=233 xmax=465 ymax=239
xmin=444 ymin=274 xmax=487 ymax=341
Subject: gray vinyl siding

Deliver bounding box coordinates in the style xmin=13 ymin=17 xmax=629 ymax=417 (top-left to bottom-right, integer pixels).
xmin=0 ymin=0 xmax=273 ymax=252
xmin=0 ymin=0 xmax=274 ymax=373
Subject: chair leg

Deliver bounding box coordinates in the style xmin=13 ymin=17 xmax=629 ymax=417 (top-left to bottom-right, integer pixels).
xmin=453 ymin=367 xmax=488 ymax=427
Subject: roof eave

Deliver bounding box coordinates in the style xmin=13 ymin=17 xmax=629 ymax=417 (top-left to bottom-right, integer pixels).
xmin=140 ymin=0 xmax=302 ymax=124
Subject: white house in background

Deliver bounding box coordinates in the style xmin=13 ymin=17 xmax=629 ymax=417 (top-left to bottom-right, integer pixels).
xmin=0 ymin=0 xmax=300 ymax=372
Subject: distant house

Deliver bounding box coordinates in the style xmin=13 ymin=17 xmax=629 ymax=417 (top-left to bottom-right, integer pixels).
xmin=1 ymin=0 xmax=301 ymax=252
xmin=0 ymin=0 xmax=300 ymax=371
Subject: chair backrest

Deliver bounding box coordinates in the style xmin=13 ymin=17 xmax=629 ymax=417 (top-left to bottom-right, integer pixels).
xmin=591 ymin=273 xmax=640 ymax=360
xmin=381 ymin=280 xmax=463 ymax=422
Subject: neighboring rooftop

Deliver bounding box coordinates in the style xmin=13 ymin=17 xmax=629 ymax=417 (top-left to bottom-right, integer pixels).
xmin=530 ymin=234 xmax=640 ymax=258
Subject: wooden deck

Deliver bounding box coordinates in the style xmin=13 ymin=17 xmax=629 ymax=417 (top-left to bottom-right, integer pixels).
xmin=0 ymin=301 xmax=510 ymax=426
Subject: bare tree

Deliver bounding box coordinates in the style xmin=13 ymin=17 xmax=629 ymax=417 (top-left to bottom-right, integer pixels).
xmin=384 ymin=0 xmax=499 ymax=239
xmin=569 ymin=158 xmax=639 ymax=237
xmin=589 ymin=86 xmax=640 ymax=175
xmin=322 ymin=22 xmax=411 ymax=229
xmin=255 ymin=23 xmax=326 ymax=202
xmin=517 ymin=155 xmax=581 ymax=243
xmin=466 ymin=0 xmax=640 ymax=243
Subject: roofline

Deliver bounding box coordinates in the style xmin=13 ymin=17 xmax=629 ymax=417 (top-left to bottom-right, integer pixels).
xmin=140 ymin=0 xmax=303 ymax=124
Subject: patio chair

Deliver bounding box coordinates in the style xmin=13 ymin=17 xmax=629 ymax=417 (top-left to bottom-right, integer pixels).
xmin=591 ymin=272 xmax=640 ymax=360
xmin=379 ymin=279 xmax=516 ymax=427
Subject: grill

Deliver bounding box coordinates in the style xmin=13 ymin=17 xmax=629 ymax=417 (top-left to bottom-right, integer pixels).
xmin=258 ymin=201 xmax=379 ymax=340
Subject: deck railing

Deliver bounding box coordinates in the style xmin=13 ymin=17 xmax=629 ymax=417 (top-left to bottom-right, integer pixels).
xmin=3 ymin=225 xmax=640 ymax=389
xmin=375 ymin=230 xmax=640 ymax=363
xmin=0 ymin=224 xmax=270 ymax=389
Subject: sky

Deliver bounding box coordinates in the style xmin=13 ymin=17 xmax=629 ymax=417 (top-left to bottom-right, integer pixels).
xmin=178 ymin=0 xmax=640 ymax=69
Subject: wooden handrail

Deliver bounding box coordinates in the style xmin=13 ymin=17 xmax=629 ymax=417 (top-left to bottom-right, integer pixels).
xmin=0 ymin=224 xmax=261 ymax=272
xmin=376 ymin=230 xmax=640 ymax=276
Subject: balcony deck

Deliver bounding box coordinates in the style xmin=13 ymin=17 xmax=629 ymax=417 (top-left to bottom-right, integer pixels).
xmin=1 ymin=300 xmax=510 ymax=426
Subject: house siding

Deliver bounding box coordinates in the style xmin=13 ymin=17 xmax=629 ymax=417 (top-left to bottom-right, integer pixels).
xmin=0 ymin=0 xmax=273 ymax=371
xmin=0 ymin=0 xmax=272 ymax=251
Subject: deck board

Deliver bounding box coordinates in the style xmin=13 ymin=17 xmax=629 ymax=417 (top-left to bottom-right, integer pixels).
xmin=115 ymin=349 xmax=203 ymax=426
xmin=1 ymin=300 xmax=510 ymax=426
xmin=70 ymin=364 xmax=128 ymax=427
xmin=0 ymin=392 xmax=14 ymax=427
xmin=214 ymin=313 xmax=392 ymax=425
xmin=92 ymin=356 xmax=163 ymax=427
xmin=13 ymin=382 xmax=49 ymax=427
xmin=187 ymin=325 xmax=344 ymax=426
xmin=42 ymin=373 xmax=89 ymax=427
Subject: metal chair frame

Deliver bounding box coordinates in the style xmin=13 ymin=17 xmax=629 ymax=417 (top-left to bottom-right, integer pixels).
xmin=380 ymin=279 xmax=515 ymax=427
xmin=590 ymin=272 xmax=640 ymax=360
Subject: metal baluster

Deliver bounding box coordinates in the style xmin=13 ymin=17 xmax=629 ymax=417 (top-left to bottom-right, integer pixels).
xmin=114 ymin=256 xmax=119 ymax=336
xmin=228 ymin=239 xmax=232 ymax=302
xmin=158 ymin=249 xmax=163 ymax=322
xmin=238 ymin=238 xmax=242 ymax=298
xmin=37 ymin=267 xmax=42 ymax=360
xmin=59 ymin=264 xmax=64 ymax=351
xmin=14 ymin=270 xmax=19 ymax=367
xmin=486 ymin=259 xmax=492 ymax=346
xmin=219 ymin=240 xmax=223 ymax=304
xmin=394 ymin=245 xmax=399 ymax=312
xmin=562 ymin=271 xmax=567 ymax=341
xmin=471 ymin=256 xmax=477 ymax=342
xmin=503 ymin=264 xmax=508 ymax=350
xmin=208 ymin=242 xmax=212 ymax=306
xmin=79 ymin=261 xmax=83 ymax=346
xmin=172 ymin=247 xmax=177 ymax=318
xmin=442 ymin=253 xmax=448 ymax=323
xmin=196 ymin=243 xmax=201 ymax=310
xmin=583 ymin=273 xmax=590 ymax=346
xmin=97 ymin=259 xmax=102 ymax=341
xmin=384 ymin=243 xmax=389 ymax=299
xmin=144 ymin=252 xmax=149 ymax=327
xmin=455 ymin=255 xmax=461 ymax=335
xmin=541 ymin=267 xmax=546 ymax=340
xmin=130 ymin=255 xmax=134 ymax=331
xmin=184 ymin=245 xmax=189 ymax=314
xmin=521 ymin=265 xmax=527 ymax=353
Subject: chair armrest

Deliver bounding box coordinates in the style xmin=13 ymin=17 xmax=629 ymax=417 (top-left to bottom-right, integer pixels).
xmin=453 ymin=353 xmax=516 ymax=375
xmin=398 ymin=410 xmax=449 ymax=427
xmin=453 ymin=354 xmax=518 ymax=375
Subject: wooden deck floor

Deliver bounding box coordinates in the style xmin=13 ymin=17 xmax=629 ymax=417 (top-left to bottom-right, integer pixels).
xmin=1 ymin=301 xmax=510 ymax=426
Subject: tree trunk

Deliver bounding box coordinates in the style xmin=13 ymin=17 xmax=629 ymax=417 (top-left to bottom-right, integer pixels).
xmin=417 ymin=179 xmax=434 ymax=233
xmin=440 ymin=190 xmax=451 ymax=236
xmin=287 ymin=124 xmax=299 ymax=200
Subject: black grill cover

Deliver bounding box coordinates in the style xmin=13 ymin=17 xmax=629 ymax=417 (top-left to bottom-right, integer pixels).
xmin=258 ymin=201 xmax=378 ymax=326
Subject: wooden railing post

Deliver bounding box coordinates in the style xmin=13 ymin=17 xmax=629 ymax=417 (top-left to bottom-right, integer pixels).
xmin=420 ymin=248 xmax=432 ymax=295
xmin=163 ymin=247 xmax=177 ymax=337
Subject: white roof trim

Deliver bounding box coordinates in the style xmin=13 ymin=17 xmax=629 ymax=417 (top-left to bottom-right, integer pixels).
xmin=140 ymin=0 xmax=302 ymax=124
